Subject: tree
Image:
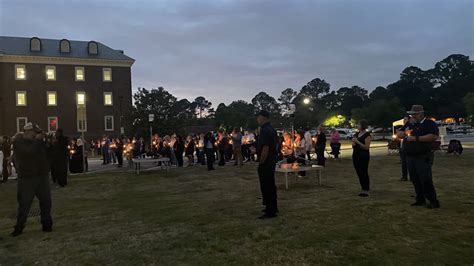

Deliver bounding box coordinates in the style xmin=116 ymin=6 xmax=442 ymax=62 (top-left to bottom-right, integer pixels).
xmin=214 ymin=100 xmax=256 ymax=130
xmin=298 ymin=78 xmax=330 ymax=100
xmin=192 ymin=96 xmax=212 ymax=118
xmin=278 ymin=88 xmax=297 ymax=115
xmin=320 ymin=91 xmax=342 ymax=110
xmin=336 ymin=86 xmax=368 ymax=117
xmin=131 ymin=87 xmax=178 ymax=136
xmin=369 ymin=86 xmax=390 ymax=101
xmin=351 ymin=98 xmax=405 ymax=128
xmin=251 ymin=91 xmax=280 ymax=115
xmin=170 ymin=99 xmax=192 ymax=120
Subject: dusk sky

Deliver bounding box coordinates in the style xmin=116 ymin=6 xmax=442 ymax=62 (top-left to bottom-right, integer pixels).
xmin=1 ymin=0 xmax=473 ymax=106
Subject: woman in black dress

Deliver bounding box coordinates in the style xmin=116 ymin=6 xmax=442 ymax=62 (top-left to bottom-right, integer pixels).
xmin=352 ymin=119 xmax=372 ymax=197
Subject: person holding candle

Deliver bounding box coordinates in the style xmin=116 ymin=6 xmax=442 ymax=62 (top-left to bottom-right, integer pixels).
xmin=204 ymin=132 xmax=216 ymax=171
xmin=304 ymin=127 xmax=313 ymax=160
xmin=397 ymin=105 xmax=440 ymax=209
xmin=174 ymin=135 xmax=185 ymax=167
xmin=185 ymin=135 xmax=195 ymax=167
xmin=217 ymin=130 xmax=227 ymax=166
xmin=232 ymin=128 xmax=243 ymax=167
xmin=352 ymin=119 xmax=372 ymax=197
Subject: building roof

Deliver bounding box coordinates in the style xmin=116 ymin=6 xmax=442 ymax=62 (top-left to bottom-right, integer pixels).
xmin=0 ymin=36 xmax=134 ymax=61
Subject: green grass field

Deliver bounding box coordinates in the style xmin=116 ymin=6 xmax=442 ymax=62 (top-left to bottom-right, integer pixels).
xmin=1 ymin=149 xmax=473 ymax=264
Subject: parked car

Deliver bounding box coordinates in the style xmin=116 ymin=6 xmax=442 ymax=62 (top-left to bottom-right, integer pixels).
xmin=335 ymin=128 xmax=354 ymax=139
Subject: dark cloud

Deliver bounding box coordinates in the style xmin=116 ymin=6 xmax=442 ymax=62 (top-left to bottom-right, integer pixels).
xmin=1 ymin=0 xmax=473 ymax=106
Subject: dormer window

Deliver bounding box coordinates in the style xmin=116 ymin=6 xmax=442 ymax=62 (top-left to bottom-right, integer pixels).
xmin=88 ymin=41 xmax=98 ymax=55
xmin=60 ymin=39 xmax=71 ymax=53
xmin=30 ymin=37 xmax=41 ymax=52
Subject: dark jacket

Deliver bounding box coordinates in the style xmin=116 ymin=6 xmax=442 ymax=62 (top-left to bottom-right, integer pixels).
xmin=13 ymin=138 xmax=50 ymax=178
xmin=316 ymin=132 xmax=327 ymax=150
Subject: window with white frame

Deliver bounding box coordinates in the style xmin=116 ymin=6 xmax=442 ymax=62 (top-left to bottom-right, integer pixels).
xmin=48 ymin=117 xmax=58 ymax=132
xmin=102 ymin=68 xmax=112 ymax=82
xmin=45 ymin=66 xmax=56 ymax=80
xmin=15 ymin=65 xmax=26 ymax=80
xmin=75 ymin=67 xmax=85 ymax=81
xmin=16 ymin=117 xmax=28 ymax=133
xmin=77 ymin=118 xmax=87 ymax=132
xmin=104 ymin=116 xmax=114 ymax=131
xmin=16 ymin=91 xmax=27 ymax=106
xmin=104 ymin=92 xmax=113 ymax=106
xmin=76 ymin=91 xmax=86 ymax=106
xmin=47 ymin=91 xmax=57 ymax=106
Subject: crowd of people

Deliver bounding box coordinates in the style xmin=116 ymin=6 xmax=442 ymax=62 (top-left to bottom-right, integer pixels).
xmin=0 ymin=104 xmax=442 ymax=235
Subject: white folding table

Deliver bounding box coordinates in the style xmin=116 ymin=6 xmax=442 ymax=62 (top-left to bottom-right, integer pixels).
xmin=276 ymin=164 xmax=324 ymax=189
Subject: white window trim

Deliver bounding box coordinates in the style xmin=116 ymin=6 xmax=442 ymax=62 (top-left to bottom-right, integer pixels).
xmin=102 ymin=68 xmax=112 ymax=82
xmin=16 ymin=91 xmax=27 ymax=106
xmin=75 ymin=66 xmax=85 ymax=81
xmin=47 ymin=116 xmax=59 ymax=132
xmin=16 ymin=117 xmax=28 ymax=133
xmin=76 ymin=91 xmax=86 ymax=106
xmin=77 ymin=119 xmax=87 ymax=133
xmin=104 ymin=115 xmax=114 ymax=131
xmin=104 ymin=92 xmax=113 ymax=106
xmin=46 ymin=91 xmax=57 ymax=106
xmin=45 ymin=65 xmax=56 ymax=81
xmin=15 ymin=64 xmax=26 ymax=80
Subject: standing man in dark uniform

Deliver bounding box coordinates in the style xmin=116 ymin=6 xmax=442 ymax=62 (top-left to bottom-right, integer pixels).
xmin=397 ymin=105 xmax=440 ymax=209
xmin=11 ymin=123 xmax=53 ymax=237
xmin=256 ymin=110 xmax=279 ymax=219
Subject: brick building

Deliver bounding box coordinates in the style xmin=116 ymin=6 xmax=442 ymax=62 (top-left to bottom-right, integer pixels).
xmin=0 ymin=36 xmax=134 ymax=138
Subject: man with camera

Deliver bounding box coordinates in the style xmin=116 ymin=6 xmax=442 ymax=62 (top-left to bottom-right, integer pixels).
xmin=11 ymin=123 xmax=53 ymax=237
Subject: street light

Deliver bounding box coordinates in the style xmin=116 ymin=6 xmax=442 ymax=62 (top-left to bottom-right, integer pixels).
xmin=303 ymin=98 xmax=310 ymax=105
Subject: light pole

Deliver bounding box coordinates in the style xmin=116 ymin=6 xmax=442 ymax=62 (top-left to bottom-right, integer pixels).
xmin=149 ymin=114 xmax=154 ymax=151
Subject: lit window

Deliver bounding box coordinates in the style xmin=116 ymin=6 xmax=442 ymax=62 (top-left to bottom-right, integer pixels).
xmin=103 ymin=68 xmax=112 ymax=82
xmin=16 ymin=91 xmax=27 ymax=106
xmin=15 ymin=65 xmax=26 ymax=80
xmin=47 ymin=91 xmax=57 ymax=106
xmin=75 ymin=67 xmax=85 ymax=81
xmin=45 ymin=66 xmax=56 ymax=80
xmin=105 ymin=116 xmax=114 ymax=131
xmin=48 ymin=117 xmax=58 ymax=132
xmin=16 ymin=117 xmax=28 ymax=133
xmin=104 ymin=92 xmax=113 ymax=106
xmin=76 ymin=92 xmax=86 ymax=105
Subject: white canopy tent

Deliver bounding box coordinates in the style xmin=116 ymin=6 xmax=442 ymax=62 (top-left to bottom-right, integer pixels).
xmin=392 ymin=118 xmax=405 ymax=134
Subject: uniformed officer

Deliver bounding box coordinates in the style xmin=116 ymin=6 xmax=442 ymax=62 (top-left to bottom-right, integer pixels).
xmin=11 ymin=123 xmax=53 ymax=237
xmin=397 ymin=105 xmax=440 ymax=209
xmin=256 ymin=110 xmax=279 ymax=219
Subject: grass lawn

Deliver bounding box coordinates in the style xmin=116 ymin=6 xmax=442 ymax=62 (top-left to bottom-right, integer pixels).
xmin=0 ymin=149 xmax=473 ymax=264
